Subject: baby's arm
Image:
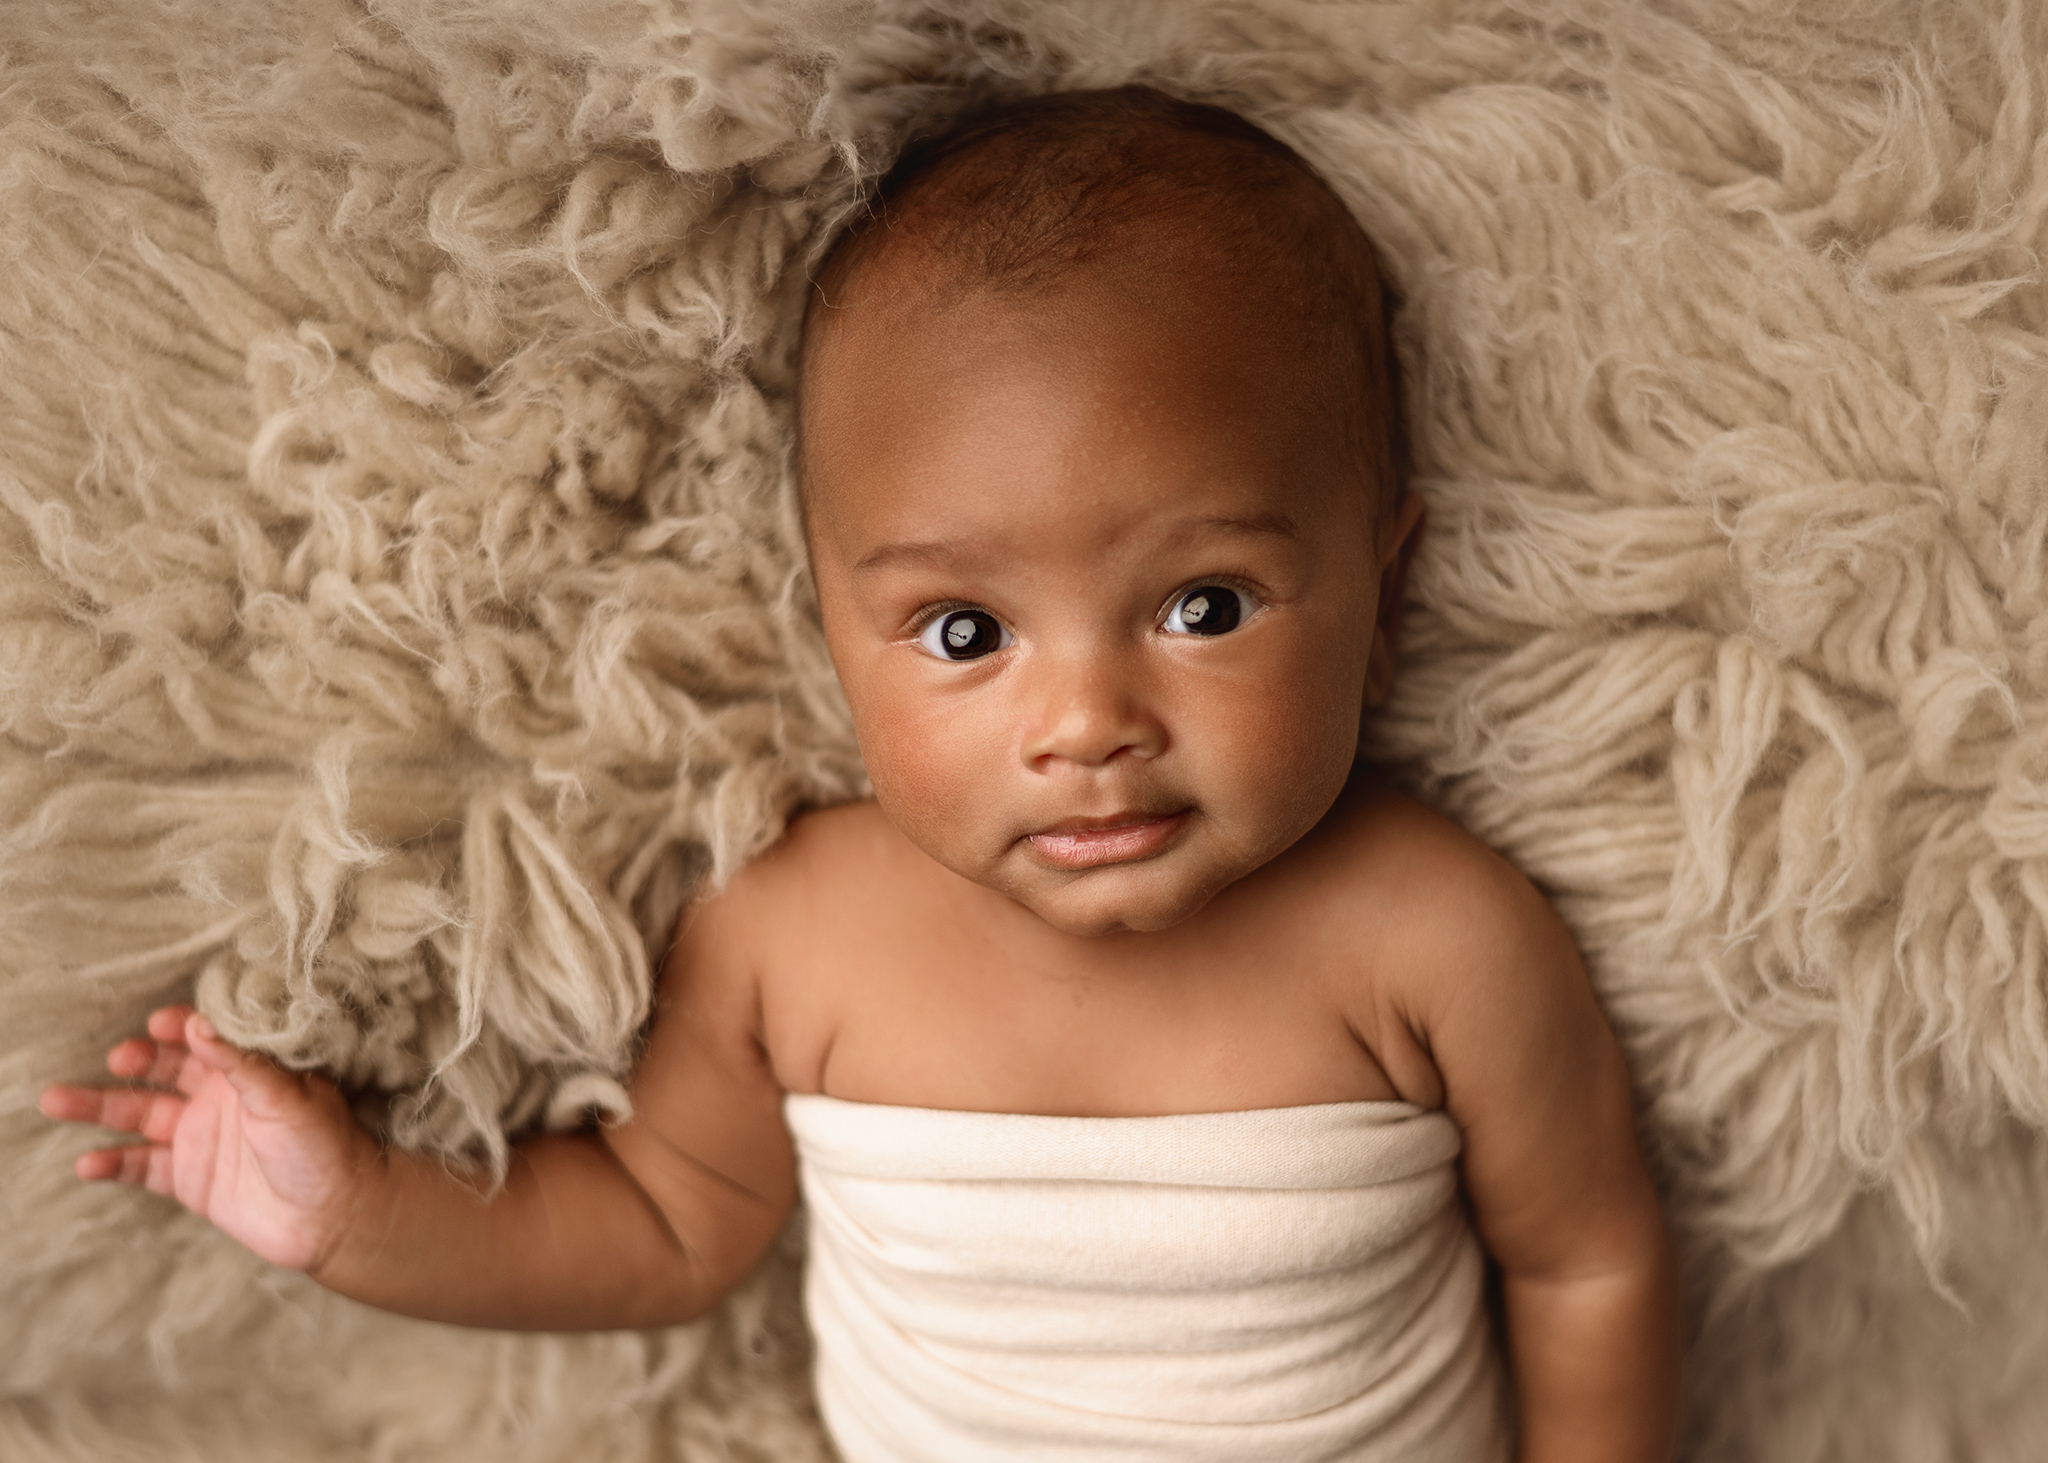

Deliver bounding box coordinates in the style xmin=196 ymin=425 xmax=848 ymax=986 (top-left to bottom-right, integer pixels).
xmin=1363 ymin=814 xmax=1678 ymax=1463
xmin=38 ymin=884 xmax=794 ymax=1331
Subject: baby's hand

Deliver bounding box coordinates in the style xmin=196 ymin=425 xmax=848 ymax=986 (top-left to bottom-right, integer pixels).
xmin=39 ymin=1006 xmax=377 ymax=1274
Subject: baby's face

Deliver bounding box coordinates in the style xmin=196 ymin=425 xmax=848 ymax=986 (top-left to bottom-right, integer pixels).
xmin=804 ymin=263 xmax=1403 ymax=937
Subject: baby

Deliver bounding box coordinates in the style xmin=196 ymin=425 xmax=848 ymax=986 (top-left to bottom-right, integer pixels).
xmin=42 ymin=88 xmax=1677 ymax=1462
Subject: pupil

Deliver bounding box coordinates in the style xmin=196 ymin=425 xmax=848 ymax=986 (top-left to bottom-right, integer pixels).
xmin=941 ymin=610 xmax=997 ymax=658
xmin=1179 ymin=586 xmax=1239 ymax=635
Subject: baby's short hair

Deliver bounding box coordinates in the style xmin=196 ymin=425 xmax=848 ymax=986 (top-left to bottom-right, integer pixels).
xmin=805 ymin=86 xmax=1403 ymax=521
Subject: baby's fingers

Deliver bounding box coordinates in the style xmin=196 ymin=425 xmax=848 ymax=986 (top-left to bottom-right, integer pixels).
xmin=74 ymin=1142 xmax=174 ymax=1193
xmin=147 ymin=1005 xmax=196 ymax=1045
xmin=182 ymin=1013 xmax=306 ymax=1121
xmin=105 ymin=1035 xmax=191 ymax=1090
xmin=39 ymin=1083 xmax=189 ymax=1142
xmin=99 ymin=1006 xmax=198 ymax=1088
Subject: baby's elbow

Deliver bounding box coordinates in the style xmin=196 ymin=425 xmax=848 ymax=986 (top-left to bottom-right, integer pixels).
xmin=603 ymin=1132 xmax=797 ymax=1323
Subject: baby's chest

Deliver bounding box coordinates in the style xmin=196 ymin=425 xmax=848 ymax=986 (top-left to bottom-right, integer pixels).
xmin=766 ymin=933 xmax=1402 ymax=1115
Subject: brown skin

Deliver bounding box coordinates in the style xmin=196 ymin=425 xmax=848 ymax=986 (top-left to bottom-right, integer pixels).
xmin=42 ymin=248 xmax=1677 ymax=1461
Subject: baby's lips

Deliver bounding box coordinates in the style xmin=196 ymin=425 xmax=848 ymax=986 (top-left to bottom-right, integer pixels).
xmin=1026 ymin=810 xmax=1190 ymax=869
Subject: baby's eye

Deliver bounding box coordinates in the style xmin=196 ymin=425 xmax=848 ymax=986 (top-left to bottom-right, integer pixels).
xmin=917 ymin=607 xmax=1013 ymax=661
xmin=1162 ymin=584 xmax=1251 ymax=637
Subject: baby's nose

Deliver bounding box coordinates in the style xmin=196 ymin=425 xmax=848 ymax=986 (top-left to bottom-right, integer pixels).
xmin=1017 ymin=649 xmax=1166 ymax=769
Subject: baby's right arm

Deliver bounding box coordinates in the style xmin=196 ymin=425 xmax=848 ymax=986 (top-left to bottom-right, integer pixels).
xmin=38 ymin=887 xmax=796 ymax=1332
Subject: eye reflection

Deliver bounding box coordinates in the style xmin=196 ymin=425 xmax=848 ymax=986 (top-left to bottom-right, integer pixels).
xmin=919 ymin=608 xmax=1011 ymax=661
xmin=1164 ymin=585 xmax=1247 ymax=636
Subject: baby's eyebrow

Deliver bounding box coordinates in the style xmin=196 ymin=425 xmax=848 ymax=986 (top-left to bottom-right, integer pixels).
xmin=1179 ymin=511 xmax=1299 ymax=542
xmin=854 ymin=540 xmax=959 ymax=575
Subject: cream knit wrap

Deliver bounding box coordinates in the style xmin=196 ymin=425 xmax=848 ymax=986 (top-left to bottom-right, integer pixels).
xmin=786 ymin=1094 xmax=1510 ymax=1462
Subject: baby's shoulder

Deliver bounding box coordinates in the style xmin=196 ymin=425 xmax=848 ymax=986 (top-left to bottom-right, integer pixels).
xmin=665 ymin=802 xmax=911 ymax=1013
xmin=1268 ymin=783 xmax=1587 ymax=1113
xmin=735 ymin=800 xmax=918 ymax=900
xmin=697 ymin=800 xmax=928 ymax=947
xmin=1296 ymin=782 xmax=1572 ymax=993
xmin=1302 ymin=781 xmax=1525 ymax=901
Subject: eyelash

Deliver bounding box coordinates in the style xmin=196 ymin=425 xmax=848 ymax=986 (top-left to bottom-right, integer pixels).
xmin=1156 ymin=575 xmax=1264 ymax=628
xmin=904 ymin=600 xmax=985 ymax=639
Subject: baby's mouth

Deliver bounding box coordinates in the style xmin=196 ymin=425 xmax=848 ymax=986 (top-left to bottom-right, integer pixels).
xmin=1025 ymin=811 xmax=1190 ymax=870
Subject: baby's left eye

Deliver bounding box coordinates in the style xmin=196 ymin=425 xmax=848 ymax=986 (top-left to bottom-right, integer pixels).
xmin=1162 ymin=585 xmax=1252 ymax=636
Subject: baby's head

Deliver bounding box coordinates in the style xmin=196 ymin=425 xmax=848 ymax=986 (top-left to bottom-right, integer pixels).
xmin=800 ymin=86 xmax=1418 ymax=937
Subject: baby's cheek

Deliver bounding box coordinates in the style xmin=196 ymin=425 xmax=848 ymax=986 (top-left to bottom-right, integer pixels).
xmin=856 ymin=690 xmax=1011 ymax=862
xmin=1203 ymin=652 xmax=1361 ymax=832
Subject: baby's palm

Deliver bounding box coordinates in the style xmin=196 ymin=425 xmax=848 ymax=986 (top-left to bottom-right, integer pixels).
xmin=40 ymin=1006 xmax=372 ymax=1273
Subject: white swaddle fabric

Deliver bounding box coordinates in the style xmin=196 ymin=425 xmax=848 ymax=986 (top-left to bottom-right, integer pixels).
xmin=786 ymin=1094 xmax=1510 ymax=1463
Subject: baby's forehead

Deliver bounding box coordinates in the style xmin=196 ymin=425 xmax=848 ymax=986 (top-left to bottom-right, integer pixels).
xmin=800 ymin=283 xmax=1373 ymax=568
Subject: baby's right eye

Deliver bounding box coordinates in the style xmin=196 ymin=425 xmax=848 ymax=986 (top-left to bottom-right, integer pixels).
xmin=917 ymin=608 xmax=1013 ymax=661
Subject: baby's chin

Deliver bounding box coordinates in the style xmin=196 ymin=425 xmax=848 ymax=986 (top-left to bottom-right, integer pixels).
xmin=990 ymin=853 xmax=1240 ymax=938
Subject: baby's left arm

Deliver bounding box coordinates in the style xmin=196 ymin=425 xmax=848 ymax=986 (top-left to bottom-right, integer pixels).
xmin=1365 ymin=819 xmax=1679 ymax=1463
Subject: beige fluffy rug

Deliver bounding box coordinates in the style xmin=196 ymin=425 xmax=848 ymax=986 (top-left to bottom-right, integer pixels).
xmin=5 ymin=0 xmax=2047 ymax=1457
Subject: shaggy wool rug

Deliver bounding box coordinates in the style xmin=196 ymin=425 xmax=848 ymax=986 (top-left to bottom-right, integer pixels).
xmin=5 ymin=0 xmax=2046 ymax=1458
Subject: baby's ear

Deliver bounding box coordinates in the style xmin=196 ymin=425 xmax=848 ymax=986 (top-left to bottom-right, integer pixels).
xmin=1361 ymin=493 xmax=1426 ymax=711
